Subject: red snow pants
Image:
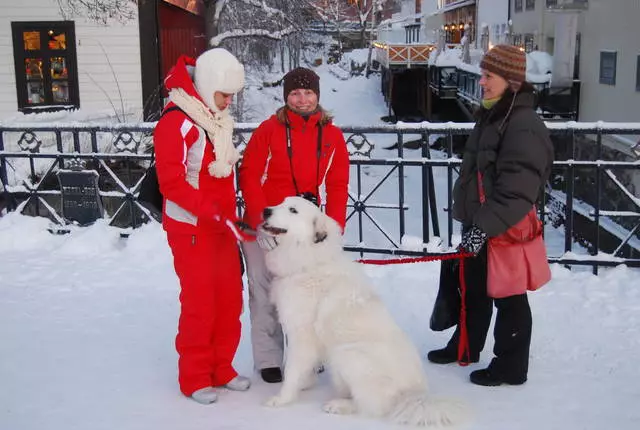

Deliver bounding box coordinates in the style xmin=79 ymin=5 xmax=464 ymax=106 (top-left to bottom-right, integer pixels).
xmin=167 ymin=231 xmax=244 ymax=396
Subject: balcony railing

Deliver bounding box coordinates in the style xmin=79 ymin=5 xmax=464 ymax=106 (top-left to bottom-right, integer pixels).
xmin=374 ymin=42 xmax=435 ymax=68
xmin=2 ymin=121 xmax=640 ymax=273
xmin=429 ymin=65 xmax=459 ymax=98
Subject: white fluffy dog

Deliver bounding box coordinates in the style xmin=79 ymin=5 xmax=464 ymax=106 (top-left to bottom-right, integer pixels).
xmin=260 ymin=197 xmax=466 ymax=427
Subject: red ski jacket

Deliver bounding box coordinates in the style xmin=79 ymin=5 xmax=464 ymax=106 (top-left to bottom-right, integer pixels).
xmin=239 ymin=107 xmax=349 ymax=230
xmin=153 ymin=55 xmax=238 ymax=235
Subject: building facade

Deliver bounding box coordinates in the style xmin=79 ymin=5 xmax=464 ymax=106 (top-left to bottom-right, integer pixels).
xmin=476 ymin=0 xmax=509 ymax=48
xmin=578 ymin=1 xmax=639 ymax=124
xmin=0 ymin=0 xmax=143 ymax=119
xmin=509 ymin=0 xmax=587 ymax=53
xmin=511 ymin=0 xmax=640 ymax=123
xmin=438 ymin=0 xmax=477 ymax=43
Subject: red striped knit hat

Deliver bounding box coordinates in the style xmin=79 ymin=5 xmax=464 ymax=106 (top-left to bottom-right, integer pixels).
xmin=480 ymin=44 xmax=527 ymax=91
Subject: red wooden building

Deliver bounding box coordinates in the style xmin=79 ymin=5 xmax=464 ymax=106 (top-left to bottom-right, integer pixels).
xmin=139 ymin=0 xmax=208 ymax=120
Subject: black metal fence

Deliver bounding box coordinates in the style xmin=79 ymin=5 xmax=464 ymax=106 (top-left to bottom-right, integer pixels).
xmin=1 ymin=121 xmax=640 ymax=272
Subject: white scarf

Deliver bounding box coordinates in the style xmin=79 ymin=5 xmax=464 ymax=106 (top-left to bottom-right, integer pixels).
xmin=168 ymin=87 xmax=239 ymax=178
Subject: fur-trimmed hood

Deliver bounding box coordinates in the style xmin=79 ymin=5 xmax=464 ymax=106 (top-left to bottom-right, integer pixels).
xmin=275 ymin=105 xmax=333 ymax=127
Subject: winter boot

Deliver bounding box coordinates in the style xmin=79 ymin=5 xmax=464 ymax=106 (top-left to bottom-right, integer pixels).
xmin=427 ymin=347 xmax=459 ymax=364
xmin=469 ymin=368 xmax=527 ymax=386
xmin=191 ymin=387 xmax=218 ymax=404
xmin=224 ymin=375 xmax=251 ymax=391
xmin=260 ymin=367 xmax=283 ymax=383
xmin=427 ymin=347 xmax=480 ymax=364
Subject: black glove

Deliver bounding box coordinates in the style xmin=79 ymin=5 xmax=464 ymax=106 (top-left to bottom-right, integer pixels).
xmin=459 ymin=225 xmax=487 ymax=255
xmin=235 ymin=221 xmax=256 ymax=235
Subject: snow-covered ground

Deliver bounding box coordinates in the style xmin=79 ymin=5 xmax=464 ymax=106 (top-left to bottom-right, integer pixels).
xmin=1 ymin=52 xmax=640 ymax=430
xmin=1 ymin=213 xmax=639 ymax=430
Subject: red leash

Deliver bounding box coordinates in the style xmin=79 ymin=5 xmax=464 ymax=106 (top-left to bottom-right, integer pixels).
xmin=355 ymin=251 xmax=471 ymax=265
xmin=356 ymin=251 xmax=473 ymax=367
xmin=456 ymin=257 xmax=471 ymax=366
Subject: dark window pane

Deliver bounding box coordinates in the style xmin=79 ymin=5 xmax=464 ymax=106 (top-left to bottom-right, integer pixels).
xmin=524 ymin=34 xmax=535 ymax=53
xmin=23 ymin=31 xmax=40 ymax=50
xmin=25 ymin=58 xmax=43 ymax=80
xmin=48 ymin=30 xmax=66 ymax=50
xmin=515 ymin=0 xmax=523 ymax=11
xmin=27 ymin=81 xmax=44 ymax=104
xmin=51 ymin=57 xmax=68 ymax=79
xmin=599 ymin=51 xmax=617 ymax=85
xmin=526 ymin=0 xmax=535 ymax=10
xmin=12 ymin=21 xmax=78 ymax=111
xmin=52 ymin=81 xmax=69 ymax=103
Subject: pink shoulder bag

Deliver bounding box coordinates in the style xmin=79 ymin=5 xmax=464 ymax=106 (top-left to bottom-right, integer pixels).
xmin=477 ymin=171 xmax=551 ymax=298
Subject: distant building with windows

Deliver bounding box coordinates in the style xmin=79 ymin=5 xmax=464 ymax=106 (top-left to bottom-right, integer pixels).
xmin=510 ymin=0 xmax=640 ymax=124
xmin=436 ymin=0 xmax=478 ymax=43
xmin=476 ymin=0 xmax=510 ymax=48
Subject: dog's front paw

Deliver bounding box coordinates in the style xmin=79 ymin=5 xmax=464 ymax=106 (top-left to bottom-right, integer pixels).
xmin=322 ymin=398 xmax=356 ymax=415
xmin=263 ymin=394 xmax=293 ymax=408
xmin=301 ymin=372 xmax=318 ymax=391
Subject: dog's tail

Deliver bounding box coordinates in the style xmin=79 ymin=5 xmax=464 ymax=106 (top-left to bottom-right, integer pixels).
xmin=390 ymin=392 xmax=468 ymax=427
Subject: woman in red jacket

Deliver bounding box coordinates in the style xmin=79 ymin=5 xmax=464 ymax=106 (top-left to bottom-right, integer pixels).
xmin=239 ymin=67 xmax=350 ymax=383
xmin=154 ymin=49 xmax=253 ymax=404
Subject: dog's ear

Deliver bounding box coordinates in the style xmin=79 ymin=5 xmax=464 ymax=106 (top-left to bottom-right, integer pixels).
xmin=313 ymin=215 xmax=329 ymax=244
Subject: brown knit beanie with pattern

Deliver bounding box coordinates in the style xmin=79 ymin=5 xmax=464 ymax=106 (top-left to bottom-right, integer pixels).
xmin=480 ymin=44 xmax=527 ymax=91
xmin=282 ymin=67 xmax=320 ymax=101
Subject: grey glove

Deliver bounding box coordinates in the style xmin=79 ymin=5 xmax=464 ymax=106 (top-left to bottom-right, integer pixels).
xmin=257 ymin=226 xmax=278 ymax=251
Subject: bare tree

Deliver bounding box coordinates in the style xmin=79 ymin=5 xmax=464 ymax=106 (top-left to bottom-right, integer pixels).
xmin=306 ymin=0 xmax=352 ymax=53
xmin=55 ymin=0 xmax=312 ymax=72
xmin=55 ymin=0 xmax=137 ymax=24
xmin=205 ymin=0 xmax=304 ymax=47
xmin=209 ymin=0 xmax=312 ymax=73
xmin=347 ymin=0 xmax=376 ymax=48
xmin=55 ymin=1 xmax=307 ymax=49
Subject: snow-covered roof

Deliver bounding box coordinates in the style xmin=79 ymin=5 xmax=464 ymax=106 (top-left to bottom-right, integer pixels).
xmin=427 ymin=0 xmax=477 ymax=17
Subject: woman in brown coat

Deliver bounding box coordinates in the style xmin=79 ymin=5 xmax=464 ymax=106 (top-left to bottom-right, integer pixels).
xmin=428 ymin=45 xmax=553 ymax=386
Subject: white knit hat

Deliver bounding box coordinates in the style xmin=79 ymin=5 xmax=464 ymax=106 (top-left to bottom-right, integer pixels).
xmin=194 ymin=48 xmax=245 ymax=113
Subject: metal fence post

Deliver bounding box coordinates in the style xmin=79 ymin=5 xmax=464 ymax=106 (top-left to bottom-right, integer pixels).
xmin=594 ymin=129 xmax=603 ymax=275
xmin=0 ymin=132 xmax=13 ymax=211
xmin=397 ymin=131 xmax=406 ymax=242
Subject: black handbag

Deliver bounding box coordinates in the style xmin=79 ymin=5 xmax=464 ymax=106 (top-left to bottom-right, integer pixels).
xmin=138 ymin=106 xmax=186 ymax=223
xmin=429 ymin=259 xmax=461 ymax=331
xmin=138 ymin=163 xmax=163 ymax=222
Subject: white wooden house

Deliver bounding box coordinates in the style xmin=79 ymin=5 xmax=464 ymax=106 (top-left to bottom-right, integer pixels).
xmin=0 ymin=0 xmax=206 ymax=121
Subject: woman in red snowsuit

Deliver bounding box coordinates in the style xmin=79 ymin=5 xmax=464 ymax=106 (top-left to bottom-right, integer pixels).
xmin=239 ymin=67 xmax=350 ymax=383
xmin=154 ymin=49 xmax=253 ymax=404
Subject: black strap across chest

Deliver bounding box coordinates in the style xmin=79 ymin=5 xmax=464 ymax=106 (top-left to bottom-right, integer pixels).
xmin=285 ymin=122 xmax=323 ymax=198
xmin=162 ymin=105 xmax=186 ymax=117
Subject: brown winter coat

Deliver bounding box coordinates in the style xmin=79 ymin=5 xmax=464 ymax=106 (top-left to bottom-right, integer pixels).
xmin=452 ymin=84 xmax=554 ymax=237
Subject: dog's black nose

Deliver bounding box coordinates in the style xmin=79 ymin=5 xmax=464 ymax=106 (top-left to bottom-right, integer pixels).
xmin=263 ymin=207 xmax=272 ymax=219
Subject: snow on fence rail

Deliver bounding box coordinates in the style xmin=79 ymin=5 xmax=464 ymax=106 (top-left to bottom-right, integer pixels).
xmin=1 ymin=120 xmax=639 ymax=132
xmin=1 ymin=121 xmax=640 ymax=273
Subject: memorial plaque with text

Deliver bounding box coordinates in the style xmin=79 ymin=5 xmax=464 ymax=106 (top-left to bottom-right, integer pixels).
xmin=57 ymin=169 xmax=104 ymax=226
